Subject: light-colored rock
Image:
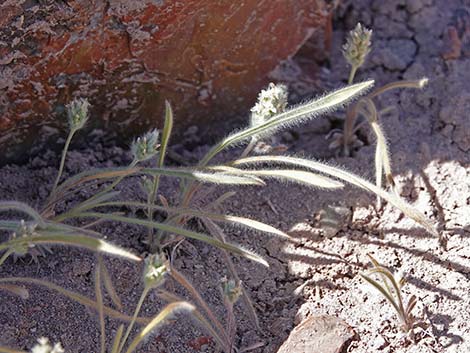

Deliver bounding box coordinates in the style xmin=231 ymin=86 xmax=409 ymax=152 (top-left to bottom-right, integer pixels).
xmin=277 ymin=315 xmax=356 ymax=353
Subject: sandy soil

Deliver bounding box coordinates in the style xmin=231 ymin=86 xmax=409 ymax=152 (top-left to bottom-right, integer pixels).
xmin=1 ymin=0 xmax=469 ymax=352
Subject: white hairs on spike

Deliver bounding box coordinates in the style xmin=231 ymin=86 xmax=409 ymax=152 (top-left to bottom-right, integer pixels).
xmin=200 ymin=80 xmax=374 ymax=166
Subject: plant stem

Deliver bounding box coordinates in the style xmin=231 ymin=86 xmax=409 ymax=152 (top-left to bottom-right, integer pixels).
xmin=0 ymin=346 xmax=27 ymax=353
xmin=87 ymin=160 xmax=138 ymax=204
xmin=51 ymin=129 xmax=76 ymax=194
xmin=368 ymin=79 xmax=427 ymax=99
xmin=239 ymin=139 xmax=256 ymax=159
xmin=342 ymin=65 xmax=359 ymax=155
xmin=118 ymin=286 xmax=150 ymax=353
xmin=348 ymin=65 xmax=358 ymax=84
xmin=0 ymin=249 xmax=14 ymax=267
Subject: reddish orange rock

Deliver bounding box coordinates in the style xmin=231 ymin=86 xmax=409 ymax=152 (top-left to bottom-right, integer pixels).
xmin=0 ymin=0 xmax=331 ymax=160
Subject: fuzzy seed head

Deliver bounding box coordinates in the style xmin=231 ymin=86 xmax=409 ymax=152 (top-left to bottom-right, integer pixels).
xmin=67 ymin=98 xmax=90 ymax=131
xmin=15 ymin=219 xmax=38 ymax=237
xmin=343 ymin=23 xmax=372 ymax=69
xmin=221 ymin=277 xmax=242 ymax=304
xmin=31 ymin=337 xmax=64 ymax=353
xmin=250 ymin=83 xmax=288 ymax=128
xmin=10 ymin=220 xmax=39 ymax=255
xmin=131 ymin=129 xmax=160 ymax=162
xmin=143 ymin=253 xmax=167 ymax=288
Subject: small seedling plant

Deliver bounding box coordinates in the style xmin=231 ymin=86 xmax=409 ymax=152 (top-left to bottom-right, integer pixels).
xmin=328 ymin=24 xmax=431 ymax=213
xmin=0 ymin=26 xmax=438 ymax=351
xmin=360 ymin=254 xmax=426 ymax=342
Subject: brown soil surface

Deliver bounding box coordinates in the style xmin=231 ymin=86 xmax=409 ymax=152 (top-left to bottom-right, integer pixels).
xmin=1 ymin=0 xmax=469 ymax=352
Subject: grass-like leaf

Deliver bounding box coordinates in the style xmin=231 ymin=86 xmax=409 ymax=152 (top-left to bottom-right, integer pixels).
xmin=0 ymin=277 xmax=149 ymax=324
xmin=170 ymin=267 xmax=230 ymax=345
xmin=0 ymin=201 xmax=45 ymax=227
xmin=0 ymin=284 xmax=29 ymax=299
xmin=77 ymin=212 xmax=269 ymax=266
xmin=94 ymin=261 xmax=106 ymax=353
xmin=147 ymin=101 xmax=175 ymax=244
xmin=142 ymin=168 xmax=265 ymax=186
xmin=111 ymin=325 xmax=125 ymax=353
xmin=368 ymin=78 xmax=428 ymax=99
xmin=0 ymin=230 xmax=141 ymax=262
xmin=51 ymin=166 xmax=263 ymax=206
xmin=360 ymin=254 xmax=421 ymax=334
xmin=124 ymin=301 xmax=195 ymax=353
xmin=0 ymin=346 xmax=27 ymax=353
xmin=202 ymin=217 xmax=260 ymax=330
xmin=231 ymin=155 xmax=438 ymax=237
xmin=99 ymin=256 xmax=123 ymax=310
xmin=213 ymin=166 xmax=344 ymax=189
xmin=158 ymin=290 xmax=230 ymax=352
xmin=79 ymin=201 xmax=288 ymax=239
xmin=52 ymin=167 xmax=139 ymax=199
xmin=355 ymin=98 xmax=396 ymax=209
xmin=200 ymin=80 xmax=374 ymax=166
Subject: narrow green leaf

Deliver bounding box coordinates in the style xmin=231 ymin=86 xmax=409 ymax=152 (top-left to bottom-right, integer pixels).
xmin=141 ymin=168 xmax=264 ymax=185
xmin=0 ymin=201 xmax=45 ymax=227
xmin=0 ymin=277 xmax=149 ymax=324
xmin=367 ymin=267 xmax=405 ymax=315
xmin=54 ymin=167 xmax=139 ymax=197
xmin=111 ymin=325 xmax=125 ymax=353
xmin=406 ymin=295 xmax=418 ymax=317
xmin=157 ymin=291 xmax=230 ymax=352
xmin=88 ymin=201 xmax=288 ymax=239
xmin=232 ymin=155 xmax=438 ymax=237
xmin=368 ymin=78 xmax=428 ymax=99
xmin=124 ymin=302 xmax=195 ymax=353
xmin=360 ymin=273 xmax=401 ymax=315
xmin=215 ymin=166 xmax=344 ymax=189
xmin=0 ymin=232 xmax=141 ymax=262
xmin=0 ymin=284 xmax=29 ymax=299
xmin=366 ymin=253 xmax=394 ymax=296
xmin=170 ymin=267 xmax=229 ymax=344
xmin=202 ymin=217 xmax=260 ymax=330
xmin=0 ymin=346 xmax=27 ymax=353
xmin=99 ymin=257 xmax=123 ymax=310
xmin=159 ymin=101 xmax=174 ymax=168
xmin=147 ymin=101 xmax=175 ymax=240
xmin=77 ymin=212 xmax=269 ymax=267
xmin=200 ymin=80 xmax=374 ymax=166
xmin=94 ymin=263 xmax=106 ymax=353
xmin=0 ymin=249 xmax=14 ymax=267
xmin=0 ymin=221 xmax=18 ymax=231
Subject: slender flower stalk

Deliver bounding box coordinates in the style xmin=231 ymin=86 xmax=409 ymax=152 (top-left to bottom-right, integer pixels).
xmin=51 ymin=99 xmax=90 ymax=193
xmin=148 ymin=102 xmax=173 ymax=249
xmin=118 ymin=254 xmax=167 ymax=353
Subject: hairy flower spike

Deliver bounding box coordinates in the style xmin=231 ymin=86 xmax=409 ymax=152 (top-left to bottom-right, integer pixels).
xmin=131 ymin=129 xmax=160 ymax=162
xmin=31 ymin=337 xmax=64 ymax=353
xmin=343 ymin=23 xmax=372 ymax=70
xmin=221 ymin=277 xmax=242 ymax=305
xmin=67 ymin=98 xmax=90 ymax=131
xmin=250 ymin=83 xmax=288 ymax=128
xmin=10 ymin=220 xmax=39 ymax=256
xmin=143 ymin=253 xmax=167 ymax=288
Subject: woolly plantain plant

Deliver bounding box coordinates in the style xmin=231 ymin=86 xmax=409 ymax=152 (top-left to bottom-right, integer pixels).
xmin=0 ymin=65 xmax=437 ymax=352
